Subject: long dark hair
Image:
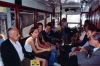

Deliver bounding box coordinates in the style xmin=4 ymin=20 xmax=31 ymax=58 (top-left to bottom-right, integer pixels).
xmin=88 ymin=24 xmax=97 ymax=32
xmin=29 ymin=27 xmax=38 ymax=36
xmin=37 ymin=23 xmax=43 ymax=28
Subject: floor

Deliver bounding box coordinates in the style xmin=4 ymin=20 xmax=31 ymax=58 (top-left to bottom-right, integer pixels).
xmin=57 ymin=45 xmax=72 ymax=66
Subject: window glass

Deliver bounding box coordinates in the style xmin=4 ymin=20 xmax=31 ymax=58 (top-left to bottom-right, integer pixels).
xmin=67 ymin=15 xmax=80 ymax=23
xmin=19 ymin=9 xmax=34 ymax=38
xmin=0 ymin=7 xmax=15 ymax=39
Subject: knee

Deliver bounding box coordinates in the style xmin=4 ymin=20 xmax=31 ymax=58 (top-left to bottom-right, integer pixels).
xmin=42 ymin=59 xmax=47 ymax=63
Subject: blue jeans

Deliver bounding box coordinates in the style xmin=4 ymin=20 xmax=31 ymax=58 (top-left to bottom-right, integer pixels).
xmin=49 ymin=49 xmax=57 ymax=66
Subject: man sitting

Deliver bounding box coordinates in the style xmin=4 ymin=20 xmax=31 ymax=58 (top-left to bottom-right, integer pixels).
xmin=1 ymin=27 xmax=30 ymax=66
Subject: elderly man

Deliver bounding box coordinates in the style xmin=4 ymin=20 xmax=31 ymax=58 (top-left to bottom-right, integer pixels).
xmin=77 ymin=32 xmax=100 ymax=66
xmin=1 ymin=27 xmax=30 ymax=66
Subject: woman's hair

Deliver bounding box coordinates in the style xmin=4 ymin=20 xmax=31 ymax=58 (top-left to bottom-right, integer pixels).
xmin=29 ymin=27 xmax=38 ymax=35
xmin=92 ymin=32 xmax=100 ymax=43
xmin=84 ymin=19 xmax=90 ymax=25
xmin=88 ymin=24 xmax=97 ymax=32
xmin=37 ymin=23 xmax=43 ymax=28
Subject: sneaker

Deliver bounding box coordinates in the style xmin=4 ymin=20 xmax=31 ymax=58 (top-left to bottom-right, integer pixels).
xmin=54 ymin=62 xmax=61 ymax=66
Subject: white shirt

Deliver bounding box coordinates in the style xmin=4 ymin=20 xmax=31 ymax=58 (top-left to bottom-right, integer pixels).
xmin=62 ymin=21 xmax=68 ymax=28
xmin=81 ymin=41 xmax=90 ymax=48
xmin=10 ymin=39 xmax=24 ymax=61
xmin=79 ymin=31 xmax=86 ymax=41
xmin=93 ymin=48 xmax=99 ymax=53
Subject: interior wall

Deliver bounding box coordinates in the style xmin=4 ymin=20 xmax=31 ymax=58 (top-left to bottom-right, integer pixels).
xmin=89 ymin=0 xmax=100 ymax=29
xmin=0 ymin=0 xmax=52 ymax=12
xmin=0 ymin=0 xmax=15 ymax=3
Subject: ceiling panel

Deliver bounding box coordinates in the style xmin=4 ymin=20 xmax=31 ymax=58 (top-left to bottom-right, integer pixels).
xmin=61 ymin=0 xmax=80 ymax=3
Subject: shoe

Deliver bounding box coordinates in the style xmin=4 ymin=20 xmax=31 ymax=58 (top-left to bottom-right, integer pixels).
xmin=54 ymin=62 xmax=61 ymax=66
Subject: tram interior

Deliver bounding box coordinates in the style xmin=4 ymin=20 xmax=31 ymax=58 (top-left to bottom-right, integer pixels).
xmin=0 ymin=0 xmax=100 ymax=66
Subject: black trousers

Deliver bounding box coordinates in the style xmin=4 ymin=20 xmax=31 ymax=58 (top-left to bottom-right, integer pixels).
xmin=68 ymin=55 xmax=78 ymax=66
xmin=21 ymin=58 xmax=30 ymax=66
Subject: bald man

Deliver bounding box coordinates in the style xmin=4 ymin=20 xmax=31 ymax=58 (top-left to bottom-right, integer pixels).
xmin=1 ymin=27 xmax=30 ymax=66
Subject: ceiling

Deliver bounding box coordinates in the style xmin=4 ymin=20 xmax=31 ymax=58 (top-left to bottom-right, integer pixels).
xmin=61 ymin=0 xmax=80 ymax=3
xmin=37 ymin=0 xmax=93 ymax=7
xmin=34 ymin=0 xmax=93 ymax=13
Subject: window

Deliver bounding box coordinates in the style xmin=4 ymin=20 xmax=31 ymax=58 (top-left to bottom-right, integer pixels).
xmin=67 ymin=15 xmax=80 ymax=23
xmin=19 ymin=9 xmax=34 ymax=38
xmin=68 ymin=24 xmax=79 ymax=28
xmin=67 ymin=14 xmax=80 ymax=28
xmin=81 ymin=14 xmax=86 ymax=25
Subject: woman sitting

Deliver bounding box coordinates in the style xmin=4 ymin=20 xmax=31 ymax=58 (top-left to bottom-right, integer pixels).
xmin=24 ymin=27 xmax=51 ymax=66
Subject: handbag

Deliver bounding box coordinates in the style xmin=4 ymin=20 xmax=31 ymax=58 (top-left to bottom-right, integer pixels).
xmin=31 ymin=59 xmax=40 ymax=66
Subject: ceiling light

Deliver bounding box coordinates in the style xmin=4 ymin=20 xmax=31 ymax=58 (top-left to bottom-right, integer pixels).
xmin=45 ymin=0 xmax=48 ymax=1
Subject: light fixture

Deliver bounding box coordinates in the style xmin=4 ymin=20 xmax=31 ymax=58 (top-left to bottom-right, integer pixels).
xmin=0 ymin=6 xmax=7 ymax=14
xmin=0 ymin=7 xmax=7 ymax=20
xmin=45 ymin=0 xmax=48 ymax=1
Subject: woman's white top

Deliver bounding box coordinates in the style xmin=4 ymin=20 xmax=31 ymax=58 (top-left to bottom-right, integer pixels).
xmin=24 ymin=37 xmax=44 ymax=53
xmin=24 ymin=37 xmax=33 ymax=52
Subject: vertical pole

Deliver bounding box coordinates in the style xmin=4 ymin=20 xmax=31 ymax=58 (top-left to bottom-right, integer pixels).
xmin=52 ymin=5 xmax=55 ymax=26
xmin=34 ymin=9 xmax=37 ymax=27
xmin=14 ymin=5 xmax=20 ymax=33
xmin=60 ymin=4 xmax=62 ymax=26
xmin=44 ymin=13 xmax=47 ymax=28
xmin=80 ymin=13 xmax=82 ymax=32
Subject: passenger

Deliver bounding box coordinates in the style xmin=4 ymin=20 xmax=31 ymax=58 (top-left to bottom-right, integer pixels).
xmin=70 ymin=24 xmax=96 ymax=54
xmin=42 ymin=23 xmax=61 ymax=66
xmin=50 ymin=22 xmax=58 ymax=33
xmin=37 ymin=23 xmax=50 ymax=48
xmin=69 ymin=24 xmax=97 ymax=66
xmin=0 ymin=34 xmax=4 ymax=46
xmin=1 ymin=27 xmax=30 ymax=66
xmin=42 ymin=23 xmax=56 ymax=47
xmin=77 ymin=32 xmax=100 ymax=66
xmin=75 ymin=24 xmax=89 ymax=46
xmin=71 ymin=31 xmax=81 ymax=46
xmin=61 ymin=18 xmax=68 ymax=44
xmin=84 ymin=19 xmax=90 ymax=26
xmin=71 ymin=19 xmax=90 ymax=47
xmin=48 ymin=22 xmax=62 ymax=44
xmin=24 ymin=27 xmax=50 ymax=66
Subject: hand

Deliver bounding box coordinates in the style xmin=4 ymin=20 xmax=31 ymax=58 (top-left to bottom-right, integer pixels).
xmin=45 ymin=45 xmax=50 ymax=48
xmin=80 ymin=48 xmax=87 ymax=52
xmin=46 ymin=48 xmax=52 ymax=51
xmin=74 ymin=46 xmax=81 ymax=51
xmin=80 ymin=48 xmax=88 ymax=54
xmin=71 ymin=51 xmax=79 ymax=56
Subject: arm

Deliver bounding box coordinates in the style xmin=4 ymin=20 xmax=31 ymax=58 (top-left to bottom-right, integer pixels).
xmin=77 ymin=50 xmax=100 ymax=65
xmin=42 ymin=36 xmax=50 ymax=48
xmin=76 ymin=40 xmax=82 ymax=44
xmin=37 ymin=38 xmax=46 ymax=49
xmin=47 ymin=42 xmax=56 ymax=47
xmin=42 ymin=31 xmax=56 ymax=47
xmin=28 ymin=39 xmax=49 ymax=54
xmin=1 ymin=42 xmax=20 ymax=66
